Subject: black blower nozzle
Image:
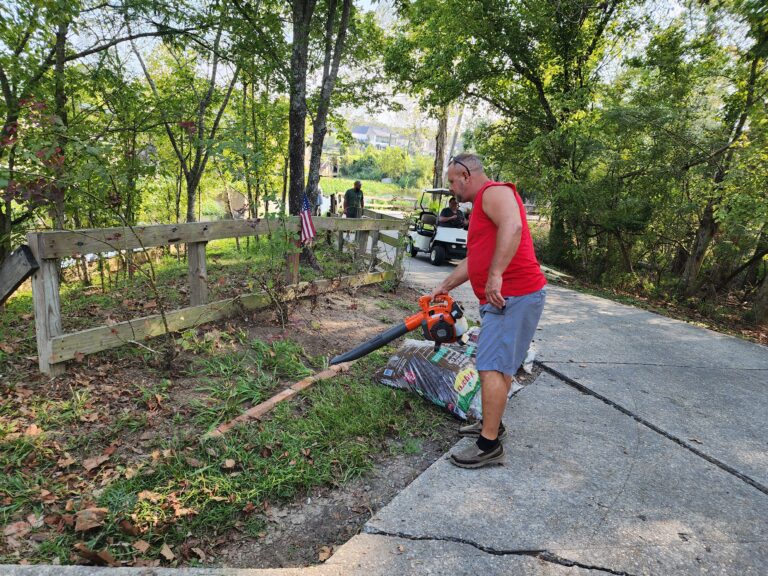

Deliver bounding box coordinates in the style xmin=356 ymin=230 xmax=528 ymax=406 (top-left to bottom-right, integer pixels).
xmin=329 ymin=322 xmax=409 ymax=365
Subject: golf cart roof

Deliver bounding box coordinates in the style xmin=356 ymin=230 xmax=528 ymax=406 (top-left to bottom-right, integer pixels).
xmin=418 ymin=188 xmax=455 ymax=211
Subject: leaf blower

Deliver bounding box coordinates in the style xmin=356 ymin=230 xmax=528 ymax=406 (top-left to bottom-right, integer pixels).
xmin=329 ymin=294 xmax=469 ymax=365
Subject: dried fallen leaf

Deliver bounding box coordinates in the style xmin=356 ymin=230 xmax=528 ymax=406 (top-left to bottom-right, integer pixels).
xmin=191 ymin=547 xmax=206 ymax=561
xmin=138 ymin=490 xmax=162 ymax=503
xmin=318 ymin=545 xmax=333 ymax=561
xmin=185 ymin=457 xmax=203 ymax=468
xmin=159 ymin=543 xmax=175 ymax=561
xmin=73 ymin=542 xmax=116 ymax=566
xmin=0 ymin=342 xmax=16 ymax=354
xmin=24 ymin=424 xmax=42 ymax=437
xmin=83 ymin=454 xmax=110 ymax=471
xmin=118 ymin=519 xmax=140 ymax=536
xmin=75 ymin=507 xmax=108 ymax=532
xmin=26 ymin=513 xmax=43 ymax=529
xmin=74 ymin=351 xmax=86 ymax=363
xmin=222 ymin=459 xmax=236 ymax=470
xmin=133 ymin=539 xmax=151 ymax=554
xmin=39 ymin=489 xmax=56 ymax=503
xmin=3 ymin=521 xmax=30 ymax=538
xmin=97 ymin=550 xmax=117 ymax=565
xmin=57 ymin=455 xmax=76 ymax=468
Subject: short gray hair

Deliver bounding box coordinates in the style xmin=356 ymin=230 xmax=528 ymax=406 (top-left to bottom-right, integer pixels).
xmin=449 ymin=153 xmax=484 ymax=174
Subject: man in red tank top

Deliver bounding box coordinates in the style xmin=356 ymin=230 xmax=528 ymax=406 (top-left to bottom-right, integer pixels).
xmin=432 ymin=153 xmax=546 ymax=468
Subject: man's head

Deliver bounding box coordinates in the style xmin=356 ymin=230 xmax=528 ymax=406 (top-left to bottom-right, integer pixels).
xmin=446 ymin=153 xmax=486 ymax=203
xmin=448 ymin=197 xmax=458 ymax=210
xmin=354 ymin=180 xmax=361 ymax=190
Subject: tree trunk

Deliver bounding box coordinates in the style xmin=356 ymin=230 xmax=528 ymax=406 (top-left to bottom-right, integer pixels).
xmin=51 ymin=20 xmax=69 ymax=230
xmin=288 ymin=0 xmax=317 ymax=215
xmin=432 ymin=105 xmax=448 ymax=188
xmin=448 ymin=102 xmax=464 ymax=159
xmin=305 ymin=0 xmax=352 ymax=202
xmin=680 ymin=199 xmax=717 ymax=296
xmin=743 ymin=226 xmax=768 ymax=289
xmin=753 ymin=271 xmax=768 ymax=325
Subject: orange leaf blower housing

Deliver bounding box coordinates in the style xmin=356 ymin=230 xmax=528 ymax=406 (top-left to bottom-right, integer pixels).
xmin=330 ymin=294 xmax=468 ymax=365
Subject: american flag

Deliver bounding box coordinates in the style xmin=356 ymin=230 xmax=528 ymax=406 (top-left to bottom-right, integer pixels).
xmin=300 ymin=193 xmax=317 ymax=245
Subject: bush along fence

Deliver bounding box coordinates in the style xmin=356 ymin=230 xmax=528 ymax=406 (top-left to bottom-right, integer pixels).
xmin=27 ymin=212 xmax=408 ymax=375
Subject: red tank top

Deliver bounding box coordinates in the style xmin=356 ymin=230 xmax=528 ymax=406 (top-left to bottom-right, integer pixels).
xmin=467 ymin=181 xmax=546 ymax=304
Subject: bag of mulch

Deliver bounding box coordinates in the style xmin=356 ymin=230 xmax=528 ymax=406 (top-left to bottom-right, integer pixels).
xmin=377 ymin=328 xmax=482 ymax=421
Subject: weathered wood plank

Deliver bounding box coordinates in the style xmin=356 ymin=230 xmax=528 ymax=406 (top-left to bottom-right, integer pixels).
xmin=188 ymin=241 xmax=208 ymax=306
xmin=312 ymin=217 xmax=407 ymax=233
xmin=49 ymin=270 xmax=395 ymax=364
xmin=205 ymin=362 xmax=355 ymax=438
xmin=37 ymin=219 xmax=285 ymax=258
xmin=0 ymin=245 xmax=39 ymax=306
xmin=379 ymin=233 xmax=399 ymax=248
xmin=27 ymin=234 xmax=64 ymax=375
xmin=37 ymin=217 xmax=406 ymax=258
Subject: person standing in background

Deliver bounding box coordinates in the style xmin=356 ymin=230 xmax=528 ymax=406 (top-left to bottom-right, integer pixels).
xmin=344 ymin=181 xmax=364 ymax=218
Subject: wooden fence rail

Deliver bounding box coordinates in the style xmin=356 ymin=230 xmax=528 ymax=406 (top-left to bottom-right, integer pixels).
xmin=27 ymin=214 xmax=407 ymax=375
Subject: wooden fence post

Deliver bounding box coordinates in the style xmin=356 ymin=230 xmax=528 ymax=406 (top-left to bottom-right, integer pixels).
xmin=356 ymin=230 xmax=370 ymax=259
xmin=285 ymin=250 xmax=300 ymax=285
xmin=336 ymin=230 xmax=344 ymax=252
xmin=394 ymin=224 xmax=406 ymax=273
xmin=27 ymin=233 xmax=64 ymax=376
xmin=188 ymin=241 xmax=208 ymax=306
xmin=368 ymin=230 xmax=380 ymax=271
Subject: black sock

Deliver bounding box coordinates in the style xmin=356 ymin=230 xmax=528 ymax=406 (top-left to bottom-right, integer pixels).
xmin=476 ymin=434 xmax=500 ymax=452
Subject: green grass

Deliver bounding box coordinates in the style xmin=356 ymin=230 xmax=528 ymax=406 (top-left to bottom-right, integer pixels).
xmin=0 ymin=347 xmax=448 ymax=565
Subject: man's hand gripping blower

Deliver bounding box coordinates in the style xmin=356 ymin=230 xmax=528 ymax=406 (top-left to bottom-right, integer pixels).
xmin=329 ymin=294 xmax=469 ymax=365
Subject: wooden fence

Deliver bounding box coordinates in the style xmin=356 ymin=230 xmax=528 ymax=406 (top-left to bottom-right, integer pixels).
xmin=27 ymin=214 xmax=408 ymax=375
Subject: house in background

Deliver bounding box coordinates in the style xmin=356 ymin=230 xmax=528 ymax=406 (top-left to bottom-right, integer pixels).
xmin=350 ymin=125 xmax=432 ymax=155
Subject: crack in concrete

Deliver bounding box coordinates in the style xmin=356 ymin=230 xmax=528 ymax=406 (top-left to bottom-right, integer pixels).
xmin=364 ymin=527 xmax=637 ymax=575
xmin=538 ymin=362 xmax=768 ymax=497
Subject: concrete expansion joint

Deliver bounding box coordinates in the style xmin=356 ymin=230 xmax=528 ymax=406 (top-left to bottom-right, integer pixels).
xmin=363 ymin=527 xmax=637 ymax=575
xmin=535 ymin=362 xmax=768 ymax=497
xmin=543 ymin=360 xmax=768 ymax=371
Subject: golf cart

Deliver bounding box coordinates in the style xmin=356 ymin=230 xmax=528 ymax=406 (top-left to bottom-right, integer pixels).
xmin=406 ymin=188 xmax=468 ymax=266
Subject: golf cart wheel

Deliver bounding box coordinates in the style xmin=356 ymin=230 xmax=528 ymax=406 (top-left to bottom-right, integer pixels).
xmin=408 ymin=239 xmax=418 ymax=257
xmin=430 ymin=245 xmax=446 ymax=266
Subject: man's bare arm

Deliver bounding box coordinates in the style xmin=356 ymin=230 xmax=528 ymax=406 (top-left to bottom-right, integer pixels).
xmin=431 ymin=258 xmax=469 ymax=298
xmin=483 ymin=186 xmax=522 ymax=307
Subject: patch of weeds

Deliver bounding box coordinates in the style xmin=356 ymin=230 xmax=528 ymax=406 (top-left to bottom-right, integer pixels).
xmin=251 ymin=339 xmax=312 ymax=380
xmin=113 ymin=411 xmax=149 ymax=434
xmin=0 ymin=436 xmax=59 ymax=524
xmin=192 ymin=372 xmax=277 ymax=429
xmin=67 ymin=348 xmax=449 ymax=563
xmin=30 ymin=387 xmax=92 ymax=429
xmin=179 ymin=328 xmax=234 ymax=355
xmin=376 ymin=301 xmax=392 ymax=310
xmin=393 ymin=298 xmax=419 ymax=312
xmin=195 ymin=352 xmax=250 ymax=379
xmin=137 ymin=379 xmax=171 ymax=410
xmin=391 ymin=437 xmax=423 ymax=456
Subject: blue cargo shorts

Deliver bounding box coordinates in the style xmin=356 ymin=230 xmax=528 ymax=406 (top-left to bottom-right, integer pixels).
xmin=476 ymin=288 xmax=546 ymax=376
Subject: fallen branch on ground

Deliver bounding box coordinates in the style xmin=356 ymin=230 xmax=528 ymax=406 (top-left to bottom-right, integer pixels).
xmin=204 ymin=361 xmax=357 ymax=439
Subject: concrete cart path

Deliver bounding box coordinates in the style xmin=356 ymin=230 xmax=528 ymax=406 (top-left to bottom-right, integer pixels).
xmin=4 ymin=282 xmax=768 ymax=575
